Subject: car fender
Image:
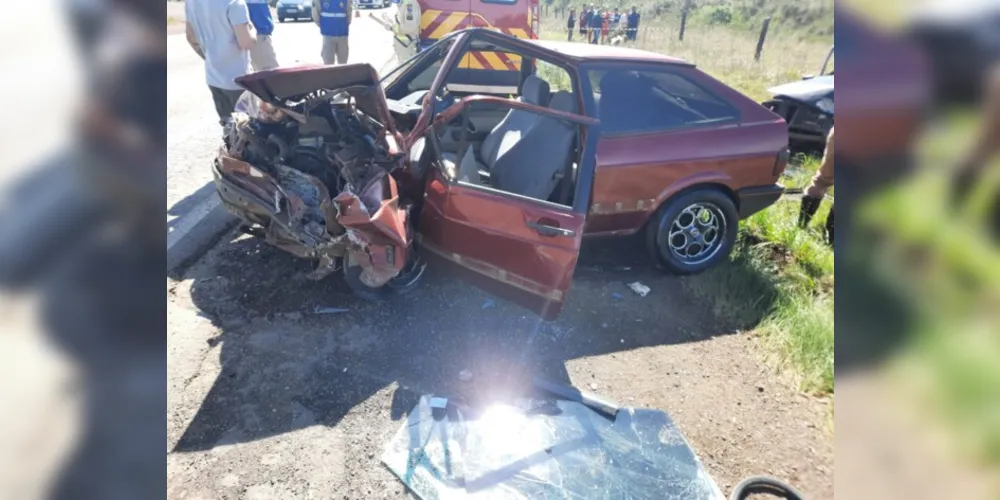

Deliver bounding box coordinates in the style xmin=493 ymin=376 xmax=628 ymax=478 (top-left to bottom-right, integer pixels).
xmin=646 ymin=173 xmax=738 ymax=227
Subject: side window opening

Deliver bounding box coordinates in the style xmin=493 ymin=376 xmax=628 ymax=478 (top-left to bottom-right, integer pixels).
xmin=588 ymin=67 xmax=738 ymax=134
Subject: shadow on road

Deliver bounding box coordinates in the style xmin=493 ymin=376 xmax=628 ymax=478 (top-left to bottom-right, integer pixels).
xmin=173 ymin=233 xmax=783 ymax=452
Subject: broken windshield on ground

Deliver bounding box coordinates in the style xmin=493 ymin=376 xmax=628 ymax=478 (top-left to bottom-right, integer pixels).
xmin=382 ymin=394 xmax=725 ymax=499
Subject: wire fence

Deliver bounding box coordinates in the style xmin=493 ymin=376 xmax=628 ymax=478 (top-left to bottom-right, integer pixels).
xmin=542 ymin=7 xmax=779 ymax=60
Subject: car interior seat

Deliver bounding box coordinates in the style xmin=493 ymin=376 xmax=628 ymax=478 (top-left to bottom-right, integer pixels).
xmin=446 ymin=75 xmax=551 ymax=184
xmin=491 ymin=90 xmax=578 ymax=201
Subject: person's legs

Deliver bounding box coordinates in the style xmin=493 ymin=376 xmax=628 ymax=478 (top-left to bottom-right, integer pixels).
xmin=249 ymin=34 xmax=279 ymax=71
xmin=321 ymin=36 xmax=336 ymax=65
xmin=334 ymin=36 xmax=349 ymax=64
xmin=209 ymin=86 xmax=245 ymax=126
xmin=800 ymin=126 xmax=835 ymax=228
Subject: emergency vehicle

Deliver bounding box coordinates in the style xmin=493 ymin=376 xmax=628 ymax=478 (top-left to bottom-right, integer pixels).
xmin=395 ymin=0 xmax=540 ymax=87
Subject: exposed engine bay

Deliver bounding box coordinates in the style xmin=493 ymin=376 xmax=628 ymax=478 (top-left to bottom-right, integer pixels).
xmin=213 ymin=71 xmax=419 ymax=291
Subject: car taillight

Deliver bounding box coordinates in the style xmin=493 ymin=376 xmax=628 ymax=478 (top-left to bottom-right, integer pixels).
xmin=773 ymin=148 xmax=789 ymax=177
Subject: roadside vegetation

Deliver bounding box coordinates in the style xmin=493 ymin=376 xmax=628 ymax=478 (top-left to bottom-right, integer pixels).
xmin=539 ymin=2 xmax=836 ymax=395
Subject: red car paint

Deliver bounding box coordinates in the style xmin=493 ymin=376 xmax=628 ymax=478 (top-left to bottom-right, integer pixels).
xmin=216 ymin=29 xmax=788 ymax=320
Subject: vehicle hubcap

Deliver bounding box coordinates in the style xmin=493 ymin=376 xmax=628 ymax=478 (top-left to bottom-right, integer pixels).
xmin=664 ymin=202 xmax=726 ymax=265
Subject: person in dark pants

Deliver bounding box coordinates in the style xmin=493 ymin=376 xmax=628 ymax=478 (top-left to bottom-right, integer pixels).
xmin=589 ymin=6 xmax=602 ymax=44
xmin=626 ymin=6 xmax=640 ymax=43
xmin=567 ymin=8 xmax=576 ymax=41
xmin=185 ymin=0 xmax=257 ymax=126
xmin=580 ymin=6 xmax=590 ymax=39
xmin=799 ymin=126 xmax=835 ymax=245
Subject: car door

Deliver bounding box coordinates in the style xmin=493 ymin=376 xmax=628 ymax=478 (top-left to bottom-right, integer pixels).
xmin=411 ymin=33 xmax=598 ymax=320
xmin=417 ymin=165 xmax=587 ymax=320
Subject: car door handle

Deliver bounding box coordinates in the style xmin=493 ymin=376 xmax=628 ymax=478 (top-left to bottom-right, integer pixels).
xmin=527 ymin=220 xmax=576 ymax=238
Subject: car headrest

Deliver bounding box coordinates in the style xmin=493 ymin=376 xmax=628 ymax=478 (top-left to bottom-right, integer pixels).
xmin=521 ymin=76 xmax=551 ymax=106
xmin=549 ymin=91 xmax=577 ymax=114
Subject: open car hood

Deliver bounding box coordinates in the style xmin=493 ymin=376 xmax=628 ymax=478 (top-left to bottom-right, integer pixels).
xmin=768 ymin=75 xmax=834 ymax=105
xmin=234 ymin=63 xmax=395 ymax=130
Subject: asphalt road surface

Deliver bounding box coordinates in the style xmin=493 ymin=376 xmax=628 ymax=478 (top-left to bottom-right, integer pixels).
xmin=167 ymin=9 xmax=395 ymax=233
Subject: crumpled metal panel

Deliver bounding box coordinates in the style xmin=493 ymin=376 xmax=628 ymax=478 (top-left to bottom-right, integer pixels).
xmin=214 ymin=154 xmax=410 ymax=286
xmin=382 ymin=395 xmax=725 ymax=500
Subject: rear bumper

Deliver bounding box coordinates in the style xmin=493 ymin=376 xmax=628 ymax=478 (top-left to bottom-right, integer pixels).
xmin=737 ymin=184 xmax=784 ymax=219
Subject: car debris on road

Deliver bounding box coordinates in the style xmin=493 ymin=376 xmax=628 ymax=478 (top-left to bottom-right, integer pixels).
xmin=628 ymin=281 xmax=650 ymax=297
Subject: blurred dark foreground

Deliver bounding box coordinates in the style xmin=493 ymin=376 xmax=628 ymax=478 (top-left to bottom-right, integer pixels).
xmin=0 ymin=0 xmax=997 ymax=498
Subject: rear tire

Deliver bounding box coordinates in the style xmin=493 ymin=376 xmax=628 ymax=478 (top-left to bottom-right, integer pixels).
xmin=645 ymin=188 xmax=738 ymax=275
xmin=278 ymin=16 xmax=285 ymax=22
xmin=343 ymin=250 xmax=427 ymax=301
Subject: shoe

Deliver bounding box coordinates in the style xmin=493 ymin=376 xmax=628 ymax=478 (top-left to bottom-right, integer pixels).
xmin=798 ymin=196 xmax=822 ymax=228
xmin=825 ymin=205 xmax=835 ymax=246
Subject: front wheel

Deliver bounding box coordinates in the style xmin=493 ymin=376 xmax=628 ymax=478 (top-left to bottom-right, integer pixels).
xmin=343 ymin=250 xmax=427 ymax=301
xmin=278 ymin=16 xmax=285 ymax=22
xmin=645 ymin=189 xmax=739 ymax=274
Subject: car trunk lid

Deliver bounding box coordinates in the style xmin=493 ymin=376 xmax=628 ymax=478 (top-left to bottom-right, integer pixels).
xmin=234 ymin=63 xmax=398 ymax=134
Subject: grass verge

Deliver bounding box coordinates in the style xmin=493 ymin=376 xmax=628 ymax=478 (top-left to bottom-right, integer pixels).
xmin=687 ymin=155 xmax=834 ymax=394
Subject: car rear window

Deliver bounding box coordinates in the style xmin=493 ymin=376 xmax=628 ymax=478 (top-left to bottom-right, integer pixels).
xmin=587 ymin=68 xmax=738 ymax=134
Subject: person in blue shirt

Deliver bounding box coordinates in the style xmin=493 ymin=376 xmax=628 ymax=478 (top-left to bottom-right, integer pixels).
xmin=313 ymin=0 xmax=352 ymax=64
xmin=588 ymin=6 xmax=603 ymax=44
xmin=626 ymin=6 xmax=640 ymax=43
xmin=246 ymin=0 xmax=278 ymax=70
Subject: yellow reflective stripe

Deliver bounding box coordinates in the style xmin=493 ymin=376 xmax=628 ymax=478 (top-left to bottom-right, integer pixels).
xmin=507 ymin=28 xmax=529 ymax=38
xmin=419 ymin=9 xmax=441 ymax=31
xmin=460 ymin=53 xmax=486 ymax=69
xmin=480 ymin=51 xmax=506 ymax=70
xmin=429 ymin=12 xmax=465 ymax=39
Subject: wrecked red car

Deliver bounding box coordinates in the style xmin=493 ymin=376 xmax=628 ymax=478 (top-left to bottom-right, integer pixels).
xmin=213 ymin=28 xmax=788 ymax=319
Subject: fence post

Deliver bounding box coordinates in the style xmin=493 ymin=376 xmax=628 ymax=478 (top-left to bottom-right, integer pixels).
xmin=754 ymin=16 xmax=772 ymax=61
xmin=678 ymin=9 xmax=688 ymax=41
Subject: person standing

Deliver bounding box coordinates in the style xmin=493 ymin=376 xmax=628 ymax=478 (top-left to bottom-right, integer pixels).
xmin=185 ymin=0 xmax=257 ymax=126
xmin=579 ymin=6 xmax=590 ymax=40
xmin=567 ymin=8 xmax=576 ymax=41
xmin=599 ymin=10 xmax=609 ymax=44
xmin=313 ymin=0 xmax=352 ymax=65
xmin=799 ymin=126 xmax=835 ymax=245
xmin=391 ymin=0 xmax=420 ymax=65
xmin=246 ymin=0 xmax=278 ymax=70
xmin=588 ymin=6 xmax=602 ymax=44
xmin=626 ymin=6 xmax=640 ymax=43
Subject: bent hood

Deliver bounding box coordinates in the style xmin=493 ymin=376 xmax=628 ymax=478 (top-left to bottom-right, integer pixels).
xmin=234 ymin=63 xmax=395 ymax=131
xmin=768 ymin=75 xmax=834 ymax=104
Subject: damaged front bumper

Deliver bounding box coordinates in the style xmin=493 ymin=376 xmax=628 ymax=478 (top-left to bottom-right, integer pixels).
xmin=212 ymin=151 xmax=412 ymax=288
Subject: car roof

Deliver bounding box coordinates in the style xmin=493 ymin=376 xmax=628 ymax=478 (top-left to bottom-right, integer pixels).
xmin=531 ymin=39 xmax=692 ymax=65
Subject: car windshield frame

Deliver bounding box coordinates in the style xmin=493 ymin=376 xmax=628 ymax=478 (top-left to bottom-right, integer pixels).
xmin=379 ymin=33 xmax=461 ymax=92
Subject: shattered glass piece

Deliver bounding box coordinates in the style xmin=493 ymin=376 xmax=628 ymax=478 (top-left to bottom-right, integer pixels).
xmin=382 ymin=395 xmax=725 ymax=500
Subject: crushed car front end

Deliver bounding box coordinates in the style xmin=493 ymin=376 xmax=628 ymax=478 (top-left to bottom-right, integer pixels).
xmin=763 ymin=75 xmax=834 ymax=150
xmin=212 ymin=63 xmax=422 ymax=293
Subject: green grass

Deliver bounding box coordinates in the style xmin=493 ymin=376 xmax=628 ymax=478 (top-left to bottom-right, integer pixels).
xmin=687 ymin=156 xmax=835 ymax=394
xmin=541 ymin=12 xmax=830 ymax=102
xmin=853 ymin=130 xmax=1000 ymax=465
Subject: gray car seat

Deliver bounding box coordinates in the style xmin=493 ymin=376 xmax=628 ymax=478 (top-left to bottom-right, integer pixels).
xmin=444 ymin=75 xmax=551 ymax=184
xmin=490 ymin=90 xmax=578 ymax=200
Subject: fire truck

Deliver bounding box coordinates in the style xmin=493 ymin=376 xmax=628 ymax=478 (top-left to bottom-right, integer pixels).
xmin=397 ymin=0 xmax=541 ymax=87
